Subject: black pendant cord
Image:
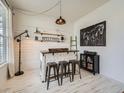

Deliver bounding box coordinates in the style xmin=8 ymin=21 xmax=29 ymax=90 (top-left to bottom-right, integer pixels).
xmin=60 ymin=0 xmax=61 ymax=17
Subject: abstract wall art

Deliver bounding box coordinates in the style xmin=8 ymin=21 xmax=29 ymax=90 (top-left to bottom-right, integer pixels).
xmin=80 ymin=21 xmax=106 ymax=46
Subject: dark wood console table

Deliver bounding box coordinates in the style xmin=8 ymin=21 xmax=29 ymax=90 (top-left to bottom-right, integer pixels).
xmin=80 ymin=52 xmax=100 ymax=75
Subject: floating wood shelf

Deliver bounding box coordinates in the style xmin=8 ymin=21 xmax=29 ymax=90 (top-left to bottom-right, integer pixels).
xmin=34 ymin=32 xmax=64 ymax=42
xmin=41 ymin=32 xmax=64 ymax=36
xmin=35 ymin=31 xmax=64 ymax=36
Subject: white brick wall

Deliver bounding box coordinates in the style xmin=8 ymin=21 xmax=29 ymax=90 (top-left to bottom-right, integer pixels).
xmin=13 ymin=12 xmax=73 ymax=72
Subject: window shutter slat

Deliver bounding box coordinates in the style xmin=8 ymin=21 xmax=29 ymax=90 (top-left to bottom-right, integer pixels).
xmin=0 ymin=2 xmax=8 ymax=64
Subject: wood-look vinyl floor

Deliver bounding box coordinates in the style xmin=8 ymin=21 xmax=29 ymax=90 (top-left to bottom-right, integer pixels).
xmin=2 ymin=69 xmax=124 ymax=93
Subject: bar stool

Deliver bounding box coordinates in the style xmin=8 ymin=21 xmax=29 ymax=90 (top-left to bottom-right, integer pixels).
xmin=58 ymin=61 xmax=71 ymax=85
xmin=69 ymin=60 xmax=81 ymax=81
xmin=45 ymin=62 xmax=60 ymax=90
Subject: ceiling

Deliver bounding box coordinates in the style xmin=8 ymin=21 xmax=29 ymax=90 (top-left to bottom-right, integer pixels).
xmin=8 ymin=0 xmax=109 ymax=23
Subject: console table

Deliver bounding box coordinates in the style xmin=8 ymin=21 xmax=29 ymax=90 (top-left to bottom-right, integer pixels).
xmin=80 ymin=51 xmax=100 ymax=75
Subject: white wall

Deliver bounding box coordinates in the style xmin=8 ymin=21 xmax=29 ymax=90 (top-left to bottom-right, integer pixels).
xmin=74 ymin=0 xmax=124 ymax=83
xmin=13 ymin=12 xmax=73 ymax=72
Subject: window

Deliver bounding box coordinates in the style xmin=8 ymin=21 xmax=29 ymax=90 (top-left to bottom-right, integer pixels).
xmin=0 ymin=2 xmax=8 ymax=65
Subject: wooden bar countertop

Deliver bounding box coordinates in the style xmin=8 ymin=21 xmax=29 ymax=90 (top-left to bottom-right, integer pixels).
xmin=41 ymin=50 xmax=79 ymax=56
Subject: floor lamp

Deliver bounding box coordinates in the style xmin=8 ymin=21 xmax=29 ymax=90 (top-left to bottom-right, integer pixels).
xmin=14 ymin=30 xmax=30 ymax=76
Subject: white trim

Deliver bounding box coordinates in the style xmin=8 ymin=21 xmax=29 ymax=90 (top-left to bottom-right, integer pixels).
xmin=0 ymin=0 xmax=9 ymax=68
xmin=0 ymin=0 xmax=7 ymax=10
xmin=0 ymin=63 xmax=7 ymax=69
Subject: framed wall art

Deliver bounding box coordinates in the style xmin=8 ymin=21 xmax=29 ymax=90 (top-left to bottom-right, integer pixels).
xmin=80 ymin=21 xmax=106 ymax=46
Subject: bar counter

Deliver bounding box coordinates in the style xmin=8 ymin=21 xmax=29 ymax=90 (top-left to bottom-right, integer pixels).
xmin=40 ymin=50 xmax=79 ymax=82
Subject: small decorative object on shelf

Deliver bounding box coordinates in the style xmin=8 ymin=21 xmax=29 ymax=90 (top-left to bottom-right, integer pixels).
xmin=35 ymin=36 xmax=38 ymax=40
xmin=61 ymin=36 xmax=64 ymax=42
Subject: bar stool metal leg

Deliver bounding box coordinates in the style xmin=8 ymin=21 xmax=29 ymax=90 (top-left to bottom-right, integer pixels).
xmin=72 ymin=63 xmax=75 ymax=81
xmin=53 ymin=67 xmax=57 ymax=80
xmin=45 ymin=66 xmax=48 ymax=82
xmin=61 ymin=64 xmax=64 ymax=85
xmin=68 ymin=63 xmax=72 ymax=82
xmin=64 ymin=65 xmax=67 ymax=77
xmin=78 ymin=63 xmax=81 ymax=79
xmin=47 ymin=66 xmax=51 ymax=90
xmin=56 ymin=65 xmax=60 ymax=86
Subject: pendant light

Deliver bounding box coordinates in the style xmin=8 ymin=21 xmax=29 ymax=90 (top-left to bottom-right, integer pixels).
xmin=56 ymin=0 xmax=66 ymax=25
